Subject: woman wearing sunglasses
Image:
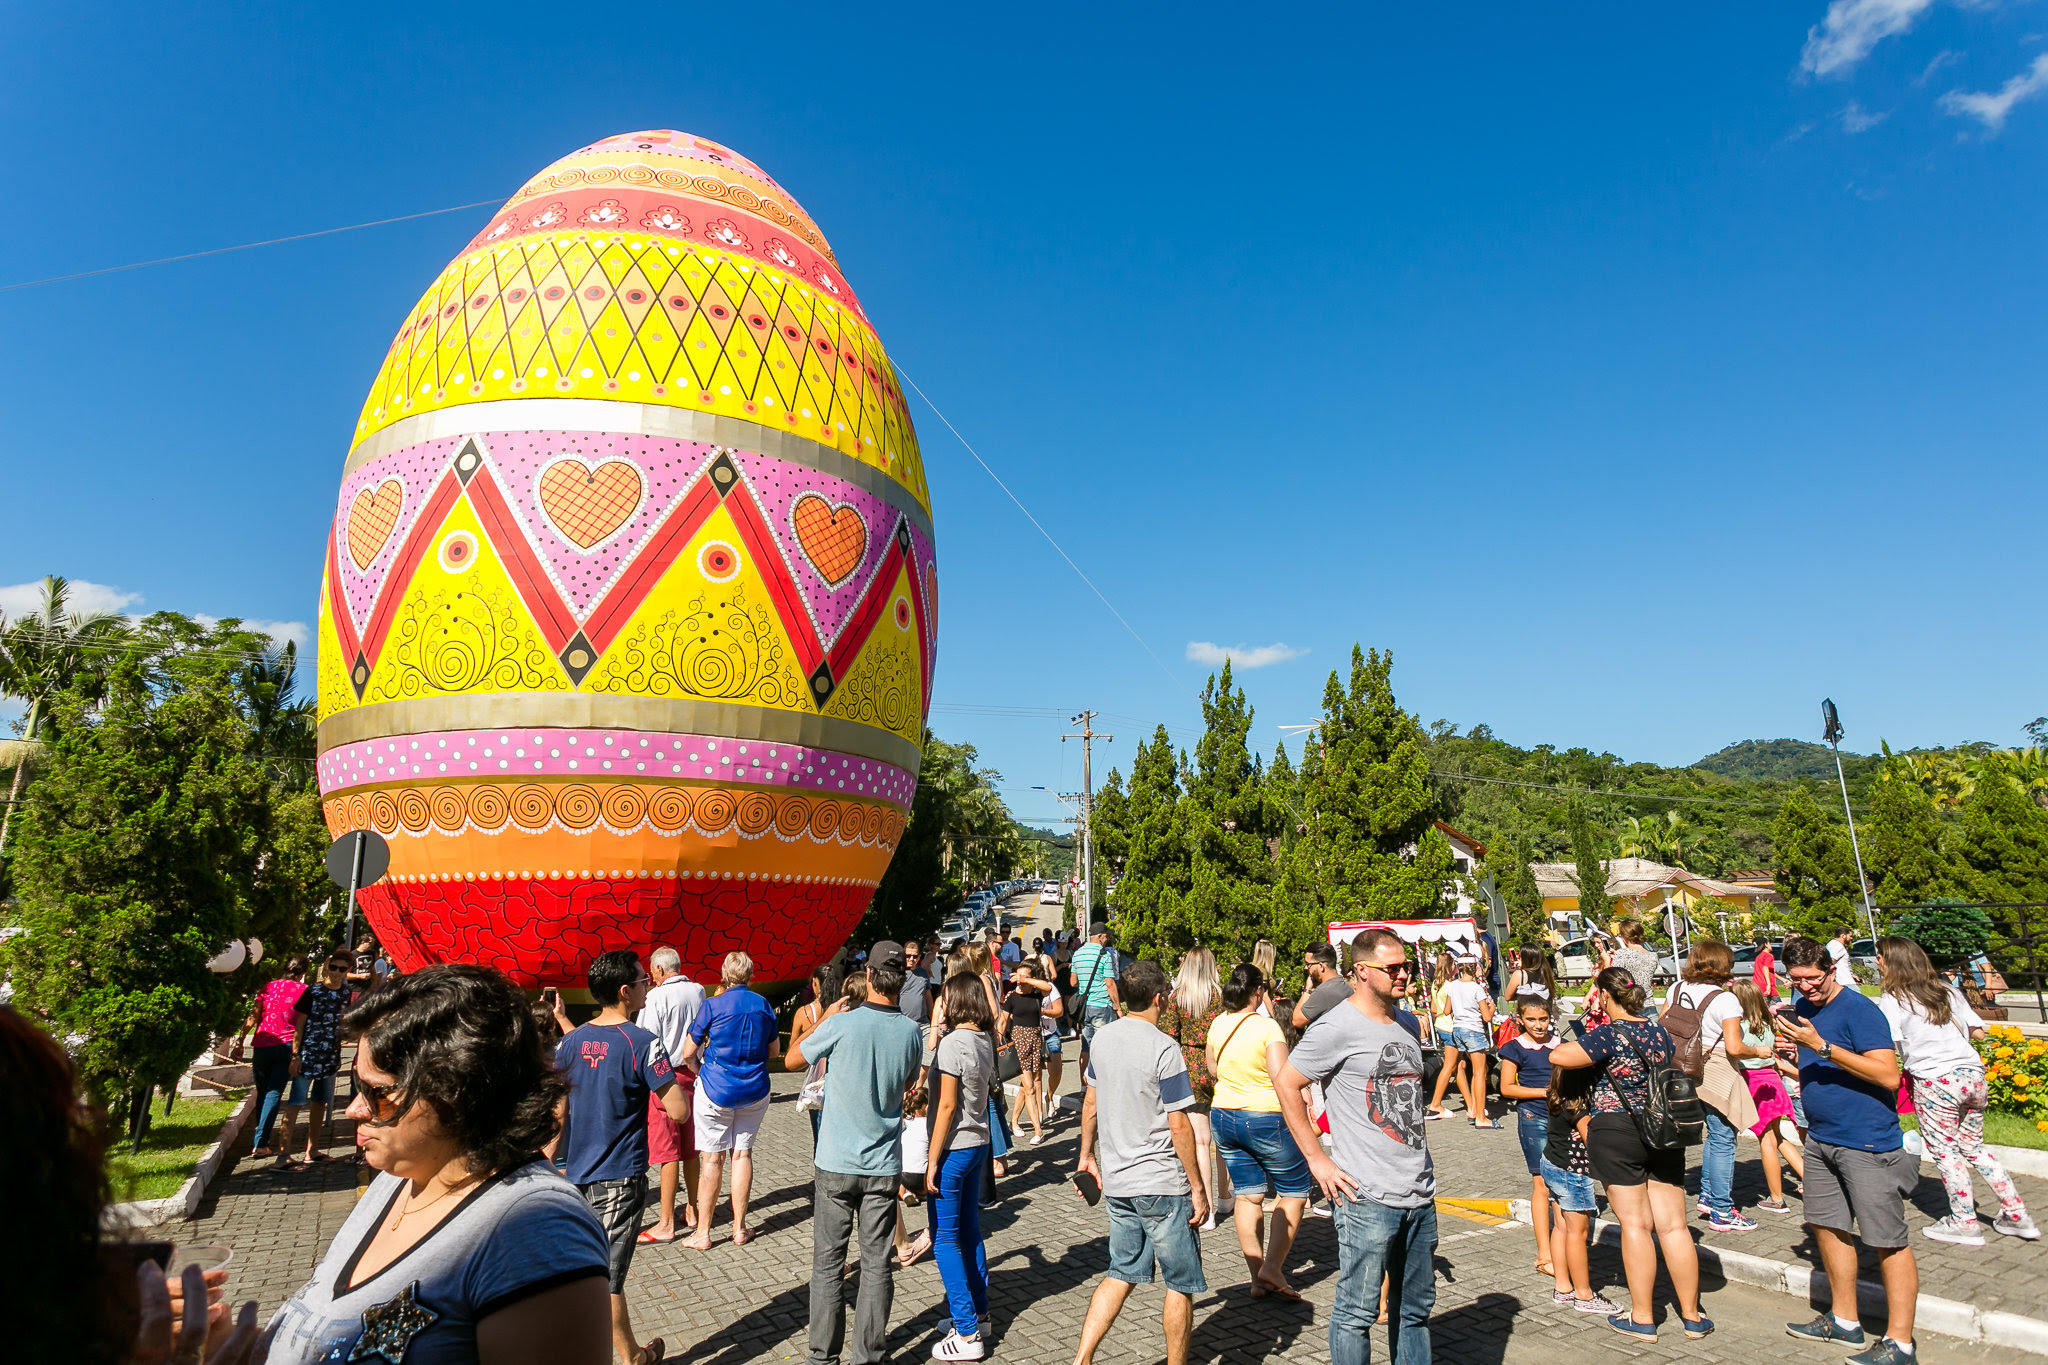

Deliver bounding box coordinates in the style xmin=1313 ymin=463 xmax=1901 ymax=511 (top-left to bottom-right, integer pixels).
xmin=265 ymin=964 xmax=614 ymax=1365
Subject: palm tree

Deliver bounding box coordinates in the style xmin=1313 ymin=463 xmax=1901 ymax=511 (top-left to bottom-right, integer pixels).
xmin=0 ymin=576 xmax=131 ymax=850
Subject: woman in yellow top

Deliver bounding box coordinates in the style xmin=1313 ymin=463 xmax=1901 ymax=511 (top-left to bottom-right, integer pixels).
xmin=1205 ymin=962 xmax=1311 ymax=1300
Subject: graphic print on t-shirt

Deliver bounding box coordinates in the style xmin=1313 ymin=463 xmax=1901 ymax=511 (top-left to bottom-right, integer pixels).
xmin=579 ymin=1039 xmax=610 ymax=1068
xmin=1366 ymin=1041 xmax=1426 ymax=1149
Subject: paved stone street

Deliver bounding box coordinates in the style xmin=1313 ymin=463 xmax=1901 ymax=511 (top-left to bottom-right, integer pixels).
xmin=183 ymin=1058 xmax=2048 ymax=1365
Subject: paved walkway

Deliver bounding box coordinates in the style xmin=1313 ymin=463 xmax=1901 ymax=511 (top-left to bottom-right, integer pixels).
xmin=184 ymin=1059 xmax=2048 ymax=1364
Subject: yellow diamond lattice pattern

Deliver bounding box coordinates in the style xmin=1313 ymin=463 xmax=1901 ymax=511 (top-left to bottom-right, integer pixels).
xmin=353 ymin=236 xmax=927 ymax=510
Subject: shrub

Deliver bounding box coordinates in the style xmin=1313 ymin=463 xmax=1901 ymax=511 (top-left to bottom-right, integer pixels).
xmin=1978 ymin=1025 xmax=2048 ymax=1128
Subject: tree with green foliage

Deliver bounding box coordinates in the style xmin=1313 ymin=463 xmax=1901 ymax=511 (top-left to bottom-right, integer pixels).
xmin=2 ymin=666 xmax=280 ymax=1141
xmin=1568 ymin=802 xmax=1610 ymax=926
xmin=1091 ymin=769 xmax=1129 ymax=882
xmin=1771 ymin=786 xmax=1864 ymax=938
xmin=1273 ymin=648 xmax=1451 ymax=960
xmin=1115 ymin=667 xmax=1281 ymax=966
xmin=0 ymin=575 xmax=131 ymax=854
xmin=1956 ymin=770 xmax=2048 ymax=911
xmin=1890 ymin=901 xmax=1995 ymax=968
xmin=1489 ymin=832 xmax=1546 ymax=948
xmin=1101 ymin=726 xmax=1189 ymax=956
xmin=1863 ymin=769 xmax=1958 ymax=908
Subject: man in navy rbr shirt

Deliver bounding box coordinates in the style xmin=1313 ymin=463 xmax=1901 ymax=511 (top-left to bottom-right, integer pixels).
xmin=554 ymin=950 xmax=690 ymax=1365
xmin=1775 ymin=937 xmax=1916 ymax=1365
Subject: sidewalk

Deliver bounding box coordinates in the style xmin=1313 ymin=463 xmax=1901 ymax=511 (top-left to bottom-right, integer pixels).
xmin=1430 ymin=1101 xmax=2048 ymax=1346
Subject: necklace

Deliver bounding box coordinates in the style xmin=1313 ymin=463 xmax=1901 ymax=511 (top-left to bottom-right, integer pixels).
xmin=386 ymin=1172 xmax=475 ymax=1229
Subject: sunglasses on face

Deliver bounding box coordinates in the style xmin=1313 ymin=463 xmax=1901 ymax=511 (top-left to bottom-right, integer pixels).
xmin=1358 ymin=961 xmax=1413 ymax=978
xmin=352 ymin=1068 xmax=402 ymax=1119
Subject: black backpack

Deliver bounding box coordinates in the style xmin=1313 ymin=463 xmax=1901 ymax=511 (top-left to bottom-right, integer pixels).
xmin=1611 ymin=1026 xmax=1705 ymax=1150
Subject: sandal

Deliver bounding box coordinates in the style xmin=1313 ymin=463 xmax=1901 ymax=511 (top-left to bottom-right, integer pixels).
xmin=636 ymin=1229 xmax=675 ymax=1244
xmin=732 ymin=1226 xmax=756 ymax=1246
xmin=1252 ymin=1278 xmax=1303 ymax=1301
xmin=1534 ymin=1261 xmax=1554 ymax=1278
xmin=635 ymin=1338 xmax=665 ymax=1365
xmin=897 ymin=1232 xmax=932 ymax=1268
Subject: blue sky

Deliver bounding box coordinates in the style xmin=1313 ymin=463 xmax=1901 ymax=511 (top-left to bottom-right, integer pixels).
xmin=2 ymin=2 xmax=2043 ymax=827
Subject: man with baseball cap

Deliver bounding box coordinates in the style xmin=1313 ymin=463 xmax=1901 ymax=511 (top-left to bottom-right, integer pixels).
xmin=787 ymin=940 xmax=925 ymax=1365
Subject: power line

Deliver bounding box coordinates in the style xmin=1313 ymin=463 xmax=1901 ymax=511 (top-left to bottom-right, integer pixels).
xmin=896 ymin=367 xmax=1193 ymax=705
xmin=0 ymin=200 xmax=504 ymax=295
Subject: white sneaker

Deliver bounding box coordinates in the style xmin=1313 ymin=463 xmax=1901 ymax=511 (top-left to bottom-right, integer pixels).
xmin=1922 ymin=1214 xmax=1986 ymax=1246
xmin=1307 ymin=1201 xmax=1333 ymax=1219
xmin=1997 ymin=1213 xmax=2042 ymax=1241
xmin=931 ymin=1330 xmax=985 ymax=1360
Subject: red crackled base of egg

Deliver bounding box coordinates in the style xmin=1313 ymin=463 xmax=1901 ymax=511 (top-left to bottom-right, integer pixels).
xmin=359 ymin=876 xmax=876 ymax=989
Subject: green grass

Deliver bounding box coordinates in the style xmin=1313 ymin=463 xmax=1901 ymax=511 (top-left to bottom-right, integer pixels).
xmin=106 ymin=1092 xmax=246 ymax=1203
xmin=1903 ymin=1110 xmax=2048 ymax=1152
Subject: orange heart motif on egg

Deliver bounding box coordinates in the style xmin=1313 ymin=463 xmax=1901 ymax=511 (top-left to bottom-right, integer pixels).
xmin=346 ymin=480 xmax=403 ymax=570
xmin=791 ymin=494 xmax=867 ymax=586
xmin=538 ymin=459 xmax=644 ymax=549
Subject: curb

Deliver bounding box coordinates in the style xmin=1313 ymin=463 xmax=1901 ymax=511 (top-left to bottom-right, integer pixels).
xmin=1508 ymin=1198 xmax=2048 ymax=1355
xmin=106 ymin=1089 xmax=256 ymax=1229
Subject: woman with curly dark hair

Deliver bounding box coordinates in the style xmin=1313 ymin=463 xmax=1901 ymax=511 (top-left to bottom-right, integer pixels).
xmin=265 ymin=964 xmax=613 ymax=1365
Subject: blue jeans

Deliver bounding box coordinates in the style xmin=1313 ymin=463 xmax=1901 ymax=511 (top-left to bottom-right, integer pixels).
xmin=250 ymin=1046 xmax=292 ymax=1148
xmin=1105 ymin=1194 xmax=1206 ymax=1293
xmin=1699 ymin=1101 xmax=1736 ymax=1218
xmin=1515 ymin=1110 xmax=1546 ymax=1176
xmin=931 ymin=1146 xmax=989 ymax=1336
xmin=1212 ymin=1108 xmax=1313 ymax=1198
xmin=1332 ymin=1196 xmax=1436 ymax=1365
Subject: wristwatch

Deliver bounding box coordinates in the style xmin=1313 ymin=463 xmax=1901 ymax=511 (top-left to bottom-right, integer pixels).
xmin=1817 ymin=1040 xmax=1834 ymax=1062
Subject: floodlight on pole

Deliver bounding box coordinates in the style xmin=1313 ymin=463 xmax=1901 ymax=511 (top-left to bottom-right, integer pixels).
xmin=1821 ymin=698 xmax=1879 ymax=943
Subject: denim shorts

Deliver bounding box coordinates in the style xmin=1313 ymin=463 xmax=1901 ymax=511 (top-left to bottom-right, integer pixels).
xmin=1106 ymin=1193 xmax=1207 ymax=1294
xmin=286 ymin=1071 xmax=334 ymax=1106
xmin=1212 ymin=1107 xmax=1313 ymax=1199
xmin=1539 ymin=1157 xmax=1597 ymax=1214
xmin=1044 ymin=1031 xmax=1062 ymax=1055
xmin=1515 ymin=1110 xmax=1546 ymax=1175
xmin=1449 ymin=1027 xmax=1490 ymax=1054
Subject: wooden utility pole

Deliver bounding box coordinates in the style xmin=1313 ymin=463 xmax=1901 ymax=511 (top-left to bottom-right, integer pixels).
xmin=1063 ymin=711 xmax=1113 ymax=924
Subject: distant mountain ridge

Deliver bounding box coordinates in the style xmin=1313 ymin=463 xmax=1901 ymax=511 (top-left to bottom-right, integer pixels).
xmin=1691 ymin=738 xmax=1865 ymax=782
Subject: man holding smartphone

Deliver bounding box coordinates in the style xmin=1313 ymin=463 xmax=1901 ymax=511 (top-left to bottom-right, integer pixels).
xmin=1774 ymin=936 xmax=1915 ymax=1365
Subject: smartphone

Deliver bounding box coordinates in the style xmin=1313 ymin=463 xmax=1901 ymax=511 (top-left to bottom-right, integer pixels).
xmin=541 ymin=987 xmax=559 ymax=1004
xmin=1072 ymin=1170 xmax=1101 ymax=1206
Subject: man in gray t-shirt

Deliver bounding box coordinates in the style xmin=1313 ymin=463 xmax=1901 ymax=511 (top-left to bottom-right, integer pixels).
xmin=1278 ymin=929 xmax=1439 ymax=1365
xmin=1075 ymin=960 xmax=1208 ymax=1365
xmin=1293 ymin=941 xmax=1353 ymax=1031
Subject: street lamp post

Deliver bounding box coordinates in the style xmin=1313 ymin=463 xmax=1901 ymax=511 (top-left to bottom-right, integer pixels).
xmin=1822 ymin=699 xmax=1880 ymax=943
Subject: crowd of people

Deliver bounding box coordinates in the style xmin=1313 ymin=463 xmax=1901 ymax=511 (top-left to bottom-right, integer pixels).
xmin=23 ymin=903 xmax=2046 ymax=1365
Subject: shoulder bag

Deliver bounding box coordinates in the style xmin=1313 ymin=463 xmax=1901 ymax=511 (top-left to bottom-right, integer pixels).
xmin=1609 ymin=1025 xmax=1704 ymax=1150
xmin=994 ymin=1009 xmax=1023 ymax=1083
xmin=797 ymin=1002 xmax=828 ymax=1111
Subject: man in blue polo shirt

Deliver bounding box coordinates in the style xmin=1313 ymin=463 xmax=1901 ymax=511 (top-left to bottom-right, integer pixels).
xmin=1775 ymin=936 xmax=1915 ymax=1365
xmin=787 ymin=941 xmax=925 ymax=1365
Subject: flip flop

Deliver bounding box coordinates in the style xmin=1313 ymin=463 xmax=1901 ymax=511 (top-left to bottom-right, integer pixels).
xmin=637 ymin=1229 xmax=675 ymax=1244
xmin=1253 ymin=1279 xmax=1303 ymax=1301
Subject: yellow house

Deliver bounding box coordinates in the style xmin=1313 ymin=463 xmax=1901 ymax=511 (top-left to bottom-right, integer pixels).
xmin=1531 ymin=857 xmax=1780 ymax=941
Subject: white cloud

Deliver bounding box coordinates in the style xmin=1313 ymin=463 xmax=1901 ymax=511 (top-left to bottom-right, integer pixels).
xmin=1940 ymin=52 xmax=2048 ymax=130
xmin=1185 ymin=641 xmax=1308 ymax=670
xmin=1842 ymin=99 xmax=1893 ymax=130
xmin=0 ymin=578 xmax=144 ymax=620
xmin=1802 ymin=0 xmax=1939 ymax=76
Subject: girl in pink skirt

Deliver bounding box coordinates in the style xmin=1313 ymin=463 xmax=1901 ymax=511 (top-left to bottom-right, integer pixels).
xmin=1731 ymin=982 xmax=1803 ymax=1213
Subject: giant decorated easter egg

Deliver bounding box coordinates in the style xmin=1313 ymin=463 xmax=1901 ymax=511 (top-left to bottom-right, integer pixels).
xmin=315 ymin=131 xmax=934 ymax=988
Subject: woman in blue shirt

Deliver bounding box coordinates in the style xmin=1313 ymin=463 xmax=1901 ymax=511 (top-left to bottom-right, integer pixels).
xmin=679 ymin=951 xmax=781 ymax=1248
